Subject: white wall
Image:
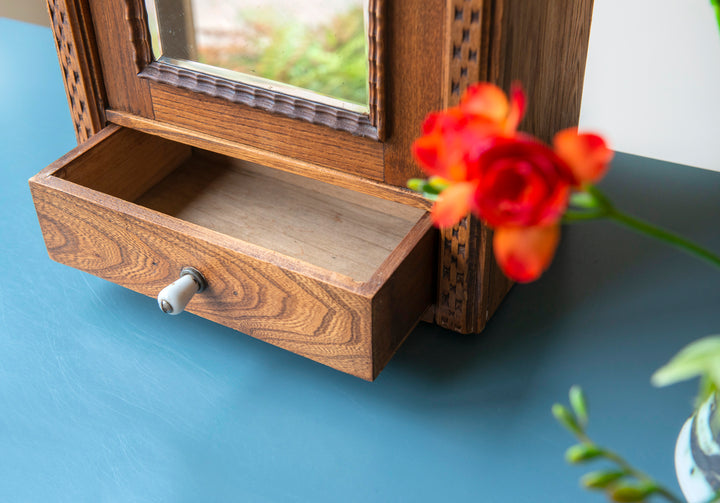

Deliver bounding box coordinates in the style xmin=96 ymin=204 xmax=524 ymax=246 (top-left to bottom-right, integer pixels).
xmin=0 ymin=1 xmax=49 ymax=27
xmin=579 ymin=0 xmax=720 ymax=171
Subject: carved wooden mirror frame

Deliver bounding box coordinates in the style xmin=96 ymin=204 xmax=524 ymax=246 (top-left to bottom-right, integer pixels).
xmin=128 ymin=0 xmax=385 ymax=140
xmin=46 ymin=0 xmax=595 ymax=335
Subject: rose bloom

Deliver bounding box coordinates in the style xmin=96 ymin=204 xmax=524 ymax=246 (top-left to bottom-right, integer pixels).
xmin=470 ymin=137 xmax=573 ymax=228
xmin=411 ymin=82 xmax=613 ymax=282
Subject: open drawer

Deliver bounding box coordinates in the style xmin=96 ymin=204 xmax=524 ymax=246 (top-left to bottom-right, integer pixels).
xmin=29 ymin=125 xmax=437 ymax=380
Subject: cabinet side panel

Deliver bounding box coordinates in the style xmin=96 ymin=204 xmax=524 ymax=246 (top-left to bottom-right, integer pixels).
xmin=435 ymin=0 xmax=594 ymax=334
xmin=494 ymin=0 xmax=595 ymax=143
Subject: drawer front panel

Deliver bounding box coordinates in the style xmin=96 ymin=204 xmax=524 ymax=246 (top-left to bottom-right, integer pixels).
xmin=31 ymin=182 xmax=375 ymax=379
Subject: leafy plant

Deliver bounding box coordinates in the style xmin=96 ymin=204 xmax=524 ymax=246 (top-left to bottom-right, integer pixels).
xmin=553 ymin=386 xmax=684 ymax=503
xmin=197 ymin=6 xmax=368 ymax=106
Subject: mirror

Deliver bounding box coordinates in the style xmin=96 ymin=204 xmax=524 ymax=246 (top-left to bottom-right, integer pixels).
xmin=144 ymin=0 xmax=369 ymax=113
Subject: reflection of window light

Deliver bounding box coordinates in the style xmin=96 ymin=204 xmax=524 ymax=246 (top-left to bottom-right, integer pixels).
xmin=146 ymin=1 xmax=162 ymax=57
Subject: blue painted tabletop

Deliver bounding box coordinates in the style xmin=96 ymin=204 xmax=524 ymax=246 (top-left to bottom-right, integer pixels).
xmin=2 ymin=17 xmax=719 ymax=503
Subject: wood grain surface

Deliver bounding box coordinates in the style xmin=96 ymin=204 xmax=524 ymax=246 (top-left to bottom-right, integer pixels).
xmin=29 ymin=126 xmax=435 ymax=380
xmin=106 ymin=110 xmax=431 ymax=211
xmin=136 ymin=153 xmax=426 ymax=282
xmin=150 ymin=83 xmax=385 ymax=180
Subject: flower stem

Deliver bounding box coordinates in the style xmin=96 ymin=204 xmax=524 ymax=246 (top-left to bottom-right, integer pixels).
xmin=606 ymin=208 xmax=720 ymax=269
xmin=566 ymin=186 xmax=720 ymax=270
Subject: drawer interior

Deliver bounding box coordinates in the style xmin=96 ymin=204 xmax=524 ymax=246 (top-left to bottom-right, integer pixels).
xmin=53 ymin=128 xmax=427 ymax=283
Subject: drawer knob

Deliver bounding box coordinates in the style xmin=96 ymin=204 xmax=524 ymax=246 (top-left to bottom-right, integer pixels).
xmin=157 ymin=267 xmax=208 ymax=315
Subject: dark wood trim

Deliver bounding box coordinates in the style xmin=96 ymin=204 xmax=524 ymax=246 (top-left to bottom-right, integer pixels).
xmin=46 ymin=0 xmax=106 ymax=143
xmin=123 ymin=0 xmax=384 ymax=139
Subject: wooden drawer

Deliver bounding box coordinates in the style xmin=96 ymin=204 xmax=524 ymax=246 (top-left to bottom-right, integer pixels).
xmin=29 ymin=125 xmax=437 ymax=380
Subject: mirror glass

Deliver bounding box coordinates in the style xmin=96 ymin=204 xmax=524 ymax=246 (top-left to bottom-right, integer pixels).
xmin=145 ymin=0 xmax=369 ymax=113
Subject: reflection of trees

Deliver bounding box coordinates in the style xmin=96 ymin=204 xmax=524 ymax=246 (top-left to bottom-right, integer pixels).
xmin=195 ymin=6 xmax=368 ymax=106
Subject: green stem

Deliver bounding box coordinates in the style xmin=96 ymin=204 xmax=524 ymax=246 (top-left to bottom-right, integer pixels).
xmin=713 ymin=0 xmax=720 ymax=34
xmin=566 ymin=186 xmax=720 ymax=270
xmin=607 ymin=208 xmax=720 ymax=269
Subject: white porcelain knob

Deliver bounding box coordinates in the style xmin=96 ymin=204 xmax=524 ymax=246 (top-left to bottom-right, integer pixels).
xmin=157 ymin=267 xmax=207 ymax=315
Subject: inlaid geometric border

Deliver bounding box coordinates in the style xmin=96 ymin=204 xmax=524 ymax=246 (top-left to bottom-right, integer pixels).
xmin=434 ymin=0 xmax=513 ymax=334
xmin=47 ymin=0 xmax=105 ymax=143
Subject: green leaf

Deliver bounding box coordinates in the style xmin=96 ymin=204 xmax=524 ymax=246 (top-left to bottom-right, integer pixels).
xmin=565 ymin=443 xmax=602 ymax=464
xmin=552 ymin=404 xmax=581 ymax=435
xmin=569 ymin=386 xmax=589 ymax=427
xmin=651 ymin=335 xmax=720 ymax=389
xmin=580 ymin=470 xmax=626 ymax=489
xmin=609 ymin=481 xmax=656 ymax=502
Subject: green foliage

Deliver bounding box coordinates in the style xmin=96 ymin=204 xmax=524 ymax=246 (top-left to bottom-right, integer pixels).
xmin=569 ymin=385 xmax=589 ymax=427
xmin=712 ymin=0 xmax=720 ymax=34
xmin=652 ymin=335 xmax=720 ymax=407
xmin=552 ymin=404 xmax=581 ymax=436
xmin=581 ymin=470 xmax=627 ymax=490
xmin=407 ymin=177 xmax=450 ymax=201
xmin=565 ymin=443 xmax=602 ymax=464
xmin=610 ymin=482 xmax=658 ymax=502
xmin=553 ymin=386 xmax=684 ymax=503
xmin=198 ymin=6 xmax=369 ymax=106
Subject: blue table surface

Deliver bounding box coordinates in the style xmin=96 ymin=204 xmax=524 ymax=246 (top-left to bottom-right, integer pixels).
xmin=2 ymin=18 xmax=719 ymax=503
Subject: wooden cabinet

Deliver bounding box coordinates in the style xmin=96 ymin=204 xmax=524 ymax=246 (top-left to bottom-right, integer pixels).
xmin=33 ymin=0 xmax=594 ymax=378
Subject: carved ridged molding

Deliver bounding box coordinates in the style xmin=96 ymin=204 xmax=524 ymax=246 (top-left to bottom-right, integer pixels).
xmin=435 ymin=0 xmax=511 ymax=334
xmin=47 ymin=0 xmax=105 ymax=143
xmin=367 ymin=0 xmax=385 ymax=138
xmin=123 ymin=0 xmax=384 ymax=140
xmin=123 ymin=0 xmax=152 ymax=71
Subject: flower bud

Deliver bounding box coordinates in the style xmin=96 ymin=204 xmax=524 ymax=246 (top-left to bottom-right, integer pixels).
xmin=569 ymin=386 xmax=589 ymax=427
xmin=565 ymin=443 xmax=602 ymax=464
xmin=552 ymin=404 xmax=581 ymax=435
xmin=581 ymin=470 xmax=625 ymax=489
xmin=610 ymin=482 xmax=656 ymax=502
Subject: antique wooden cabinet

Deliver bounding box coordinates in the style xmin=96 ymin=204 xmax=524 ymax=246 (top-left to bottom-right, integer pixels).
xmin=30 ymin=0 xmax=594 ymax=380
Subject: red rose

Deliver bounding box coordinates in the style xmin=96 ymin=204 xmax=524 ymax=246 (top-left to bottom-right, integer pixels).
xmin=471 ymin=137 xmax=573 ymax=228
xmin=410 ymin=82 xmax=614 ymax=283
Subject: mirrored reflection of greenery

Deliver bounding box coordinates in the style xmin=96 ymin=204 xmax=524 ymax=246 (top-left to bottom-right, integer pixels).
xmin=197 ymin=6 xmax=368 ymax=106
